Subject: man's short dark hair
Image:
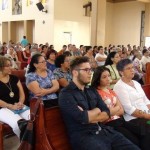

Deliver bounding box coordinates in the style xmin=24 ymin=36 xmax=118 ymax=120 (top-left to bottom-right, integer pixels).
xmin=80 ymin=45 xmax=83 ymax=48
xmin=116 ymin=58 xmax=132 ymax=72
xmin=63 ymin=45 xmax=67 ymax=48
xmin=63 ymin=51 xmax=72 ymax=56
xmin=85 ymin=46 xmax=92 ymax=53
xmin=70 ymin=56 xmax=89 ymax=72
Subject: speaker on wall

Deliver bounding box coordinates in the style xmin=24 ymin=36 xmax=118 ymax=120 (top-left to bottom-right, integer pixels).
xmin=36 ymin=2 xmax=48 ymax=13
xmin=36 ymin=2 xmax=44 ymax=11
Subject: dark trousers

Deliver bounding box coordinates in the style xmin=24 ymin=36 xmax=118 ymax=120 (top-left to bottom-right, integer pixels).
xmin=124 ymin=118 xmax=150 ymax=150
xmin=71 ymin=127 xmax=140 ymax=150
xmin=106 ymin=118 xmax=140 ymax=147
xmin=43 ymin=99 xmax=58 ymax=108
xmin=106 ymin=117 xmax=150 ymax=150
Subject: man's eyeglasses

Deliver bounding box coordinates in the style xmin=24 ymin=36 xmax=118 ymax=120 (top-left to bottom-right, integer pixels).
xmin=38 ymin=60 xmax=47 ymax=64
xmin=76 ymin=68 xmax=93 ymax=73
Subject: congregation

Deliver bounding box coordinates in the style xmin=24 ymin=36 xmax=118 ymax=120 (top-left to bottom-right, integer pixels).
xmin=1 ymin=39 xmax=150 ymax=150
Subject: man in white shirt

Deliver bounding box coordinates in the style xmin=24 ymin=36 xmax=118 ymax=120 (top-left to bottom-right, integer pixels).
xmin=95 ymin=46 xmax=107 ymax=66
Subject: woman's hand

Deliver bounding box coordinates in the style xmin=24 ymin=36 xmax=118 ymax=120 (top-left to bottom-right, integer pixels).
xmin=15 ymin=102 xmax=24 ymax=109
xmin=35 ymin=88 xmax=47 ymax=97
xmin=8 ymin=102 xmax=24 ymax=110
xmin=9 ymin=103 xmax=20 ymax=110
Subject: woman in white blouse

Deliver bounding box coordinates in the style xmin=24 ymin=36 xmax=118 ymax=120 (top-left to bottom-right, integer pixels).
xmin=114 ymin=58 xmax=150 ymax=150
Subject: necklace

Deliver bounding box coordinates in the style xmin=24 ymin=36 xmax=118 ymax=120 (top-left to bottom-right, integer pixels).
xmin=4 ymin=81 xmax=14 ymax=98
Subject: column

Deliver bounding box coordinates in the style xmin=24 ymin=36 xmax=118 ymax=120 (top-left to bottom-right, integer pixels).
xmin=96 ymin=0 xmax=107 ymax=46
xmin=144 ymin=3 xmax=150 ymax=37
xmin=90 ymin=0 xmax=98 ymax=46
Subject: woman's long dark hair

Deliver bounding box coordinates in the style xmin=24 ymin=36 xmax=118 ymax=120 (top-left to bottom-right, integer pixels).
xmin=105 ymin=51 xmax=117 ymax=66
xmin=28 ymin=53 xmax=42 ymax=73
xmin=91 ymin=66 xmax=110 ymax=89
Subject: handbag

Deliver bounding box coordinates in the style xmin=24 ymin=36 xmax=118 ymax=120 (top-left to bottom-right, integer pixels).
xmin=17 ymin=98 xmax=42 ymax=150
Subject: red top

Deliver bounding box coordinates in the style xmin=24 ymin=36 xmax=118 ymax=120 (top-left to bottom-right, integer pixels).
xmin=97 ymin=88 xmax=120 ymax=121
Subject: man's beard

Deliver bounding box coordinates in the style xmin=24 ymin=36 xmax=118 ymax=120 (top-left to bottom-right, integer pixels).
xmin=77 ymin=73 xmax=90 ymax=86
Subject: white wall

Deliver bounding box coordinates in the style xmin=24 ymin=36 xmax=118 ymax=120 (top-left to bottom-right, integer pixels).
xmin=0 ymin=0 xmax=147 ymax=48
xmin=0 ymin=0 xmax=54 ymax=44
xmin=112 ymin=1 xmax=145 ymax=46
xmin=105 ymin=2 xmax=114 ymax=46
xmin=54 ymin=0 xmax=90 ymax=51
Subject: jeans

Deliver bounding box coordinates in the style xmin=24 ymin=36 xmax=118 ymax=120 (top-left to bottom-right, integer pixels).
xmin=71 ymin=128 xmax=140 ymax=150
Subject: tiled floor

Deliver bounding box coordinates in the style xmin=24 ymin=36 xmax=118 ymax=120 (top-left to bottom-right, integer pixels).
xmin=4 ymin=135 xmax=20 ymax=150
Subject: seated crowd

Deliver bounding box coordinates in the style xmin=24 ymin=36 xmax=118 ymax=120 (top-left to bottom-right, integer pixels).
xmin=1 ymin=41 xmax=150 ymax=150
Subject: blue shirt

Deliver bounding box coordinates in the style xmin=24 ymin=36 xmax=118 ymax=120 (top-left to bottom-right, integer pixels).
xmin=46 ymin=61 xmax=56 ymax=72
xmin=20 ymin=39 xmax=28 ymax=47
xmin=53 ymin=68 xmax=72 ymax=82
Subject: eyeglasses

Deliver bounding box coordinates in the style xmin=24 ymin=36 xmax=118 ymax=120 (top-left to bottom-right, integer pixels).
xmin=38 ymin=60 xmax=47 ymax=64
xmin=4 ymin=64 xmax=12 ymax=67
xmin=76 ymin=68 xmax=93 ymax=73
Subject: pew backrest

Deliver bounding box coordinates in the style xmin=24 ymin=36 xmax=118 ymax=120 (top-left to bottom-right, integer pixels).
xmin=30 ymin=99 xmax=71 ymax=150
xmin=142 ymin=84 xmax=150 ymax=100
xmin=145 ymin=63 xmax=150 ymax=84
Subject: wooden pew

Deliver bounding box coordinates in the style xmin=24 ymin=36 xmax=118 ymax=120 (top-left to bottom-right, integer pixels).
xmin=11 ymin=69 xmax=26 ymax=83
xmin=142 ymin=84 xmax=150 ymax=100
xmin=0 ymin=122 xmax=13 ymax=150
xmin=30 ymin=99 xmax=72 ymax=150
xmin=16 ymin=51 xmax=28 ymax=69
xmin=145 ymin=62 xmax=150 ymax=85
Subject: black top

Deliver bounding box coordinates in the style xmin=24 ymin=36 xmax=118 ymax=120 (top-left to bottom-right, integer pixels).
xmin=0 ymin=75 xmax=19 ymax=106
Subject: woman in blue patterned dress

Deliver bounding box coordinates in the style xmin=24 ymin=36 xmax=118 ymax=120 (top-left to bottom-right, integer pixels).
xmin=26 ymin=53 xmax=59 ymax=108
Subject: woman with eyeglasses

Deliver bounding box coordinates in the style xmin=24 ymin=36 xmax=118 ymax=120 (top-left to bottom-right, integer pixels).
xmin=91 ymin=66 xmax=140 ymax=148
xmin=26 ymin=53 xmax=59 ymax=108
xmin=114 ymin=58 xmax=150 ymax=150
xmin=0 ymin=56 xmax=30 ymax=138
xmin=53 ymin=53 xmax=72 ymax=88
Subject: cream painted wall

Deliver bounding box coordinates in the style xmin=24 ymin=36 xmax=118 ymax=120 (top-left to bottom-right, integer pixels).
xmin=112 ymin=1 xmax=145 ymax=46
xmin=0 ymin=0 xmax=54 ymax=44
xmin=97 ymin=0 xmax=106 ymax=46
xmin=0 ymin=0 xmax=147 ymax=48
xmin=14 ymin=21 xmax=24 ymax=42
xmin=54 ymin=0 xmax=90 ymax=51
xmin=105 ymin=2 xmax=114 ymax=46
